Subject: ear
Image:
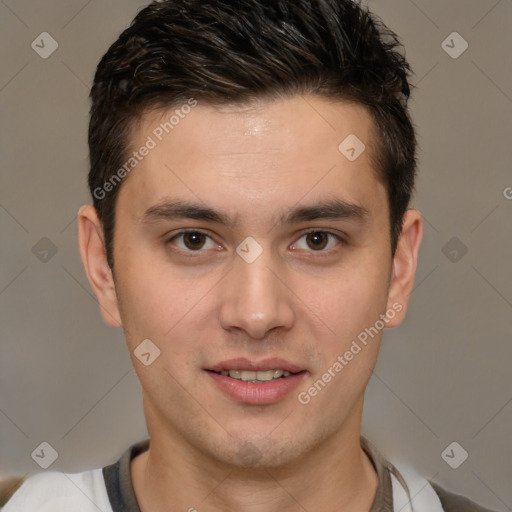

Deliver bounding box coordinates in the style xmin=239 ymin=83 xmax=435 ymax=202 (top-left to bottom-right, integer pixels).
xmin=385 ymin=209 xmax=423 ymax=327
xmin=77 ymin=205 xmax=122 ymax=327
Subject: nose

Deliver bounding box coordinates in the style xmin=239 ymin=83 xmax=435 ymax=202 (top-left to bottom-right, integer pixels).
xmin=218 ymin=249 xmax=295 ymax=340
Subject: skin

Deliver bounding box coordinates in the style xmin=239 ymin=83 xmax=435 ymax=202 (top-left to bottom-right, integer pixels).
xmin=78 ymin=95 xmax=422 ymax=511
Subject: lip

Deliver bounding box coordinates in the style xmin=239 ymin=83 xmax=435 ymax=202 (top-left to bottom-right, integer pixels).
xmin=205 ymin=358 xmax=307 ymax=405
xmin=206 ymin=370 xmax=307 ymax=405
xmin=207 ymin=357 xmax=305 ymax=374
xmin=205 ymin=357 xmax=308 ymax=405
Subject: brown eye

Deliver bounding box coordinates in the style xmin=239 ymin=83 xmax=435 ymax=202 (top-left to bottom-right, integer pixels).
xmin=292 ymin=231 xmax=341 ymax=252
xmin=169 ymin=231 xmax=217 ymax=252
xmin=182 ymin=232 xmax=207 ymax=250
xmin=305 ymin=232 xmax=329 ymax=250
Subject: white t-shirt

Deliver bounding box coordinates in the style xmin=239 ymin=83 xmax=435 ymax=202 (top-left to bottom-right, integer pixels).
xmin=3 ymin=437 xmax=483 ymax=512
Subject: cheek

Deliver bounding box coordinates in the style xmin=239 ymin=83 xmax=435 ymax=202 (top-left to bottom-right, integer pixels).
xmin=296 ymin=273 xmax=388 ymax=415
xmin=305 ymin=261 xmax=389 ymax=336
xmin=114 ymin=251 xmax=180 ymax=339
xmin=301 ymin=267 xmax=390 ymax=398
xmin=114 ymin=247 xmax=223 ymax=363
xmin=118 ymin=275 xmax=203 ymax=341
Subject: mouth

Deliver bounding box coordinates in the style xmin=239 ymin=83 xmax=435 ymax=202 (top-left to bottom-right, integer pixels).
xmin=205 ymin=358 xmax=307 ymax=404
xmin=207 ymin=368 xmax=302 ymax=383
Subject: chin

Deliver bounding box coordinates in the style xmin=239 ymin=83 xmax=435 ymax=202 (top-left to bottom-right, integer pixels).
xmin=208 ymin=433 xmax=311 ymax=470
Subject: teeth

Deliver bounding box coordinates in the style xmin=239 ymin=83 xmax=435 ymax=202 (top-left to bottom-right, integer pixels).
xmin=235 ymin=370 xmax=257 ymax=381
xmin=220 ymin=369 xmax=293 ymax=382
xmin=255 ymin=370 xmax=274 ymax=382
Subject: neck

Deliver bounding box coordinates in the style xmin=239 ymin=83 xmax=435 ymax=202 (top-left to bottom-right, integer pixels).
xmin=131 ymin=399 xmax=378 ymax=512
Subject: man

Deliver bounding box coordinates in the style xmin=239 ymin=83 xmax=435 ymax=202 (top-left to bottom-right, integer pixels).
xmin=3 ymin=0 xmax=498 ymax=510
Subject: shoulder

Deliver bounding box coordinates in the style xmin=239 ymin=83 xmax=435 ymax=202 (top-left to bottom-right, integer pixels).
xmin=2 ymin=468 xmax=112 ymax=512
xmin=431 ymin=482 xmax=499 ymax=512
xmin=0 ymin=477 xmax=24 ymax=507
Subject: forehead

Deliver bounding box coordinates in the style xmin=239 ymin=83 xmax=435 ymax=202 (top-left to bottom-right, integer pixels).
xmin=117 ymin=95 xmax=386 ymax=226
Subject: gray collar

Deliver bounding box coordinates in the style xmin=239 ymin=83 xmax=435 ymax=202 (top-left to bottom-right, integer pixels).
xmin=103 ymin=437 xmax=396 ymax=512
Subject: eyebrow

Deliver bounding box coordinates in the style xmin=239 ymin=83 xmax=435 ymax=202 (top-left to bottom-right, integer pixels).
xmin=140 ymin=198 xmax=369 ymax=228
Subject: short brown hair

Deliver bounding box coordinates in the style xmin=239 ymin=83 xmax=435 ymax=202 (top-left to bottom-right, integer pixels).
xmin=89 ymin=0 xmax=416 ymax=268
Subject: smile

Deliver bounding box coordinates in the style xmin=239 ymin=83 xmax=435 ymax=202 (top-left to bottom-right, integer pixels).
xmin=206 ymin=360 xmax=307 ymax=404
xmin=213 ymin=369 xmax=293 ymax=383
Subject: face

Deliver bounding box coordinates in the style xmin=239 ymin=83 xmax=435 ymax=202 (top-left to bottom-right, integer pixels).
xmin=80 ymin=95 xmax=420 ymax=469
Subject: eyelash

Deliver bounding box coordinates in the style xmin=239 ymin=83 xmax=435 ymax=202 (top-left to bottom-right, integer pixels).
xmin=166 ymin=229 xmax=343 ymax=256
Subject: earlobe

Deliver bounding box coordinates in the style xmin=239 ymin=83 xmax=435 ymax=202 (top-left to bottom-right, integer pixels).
xmin=77 ymin=205 xmax=122 ymax=327
xmin=385 ymin=209 xmax=423 ymax=328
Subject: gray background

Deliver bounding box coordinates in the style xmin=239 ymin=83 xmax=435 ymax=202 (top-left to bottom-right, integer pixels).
xmin=0 ymin=0 xmax=511 ymax=510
